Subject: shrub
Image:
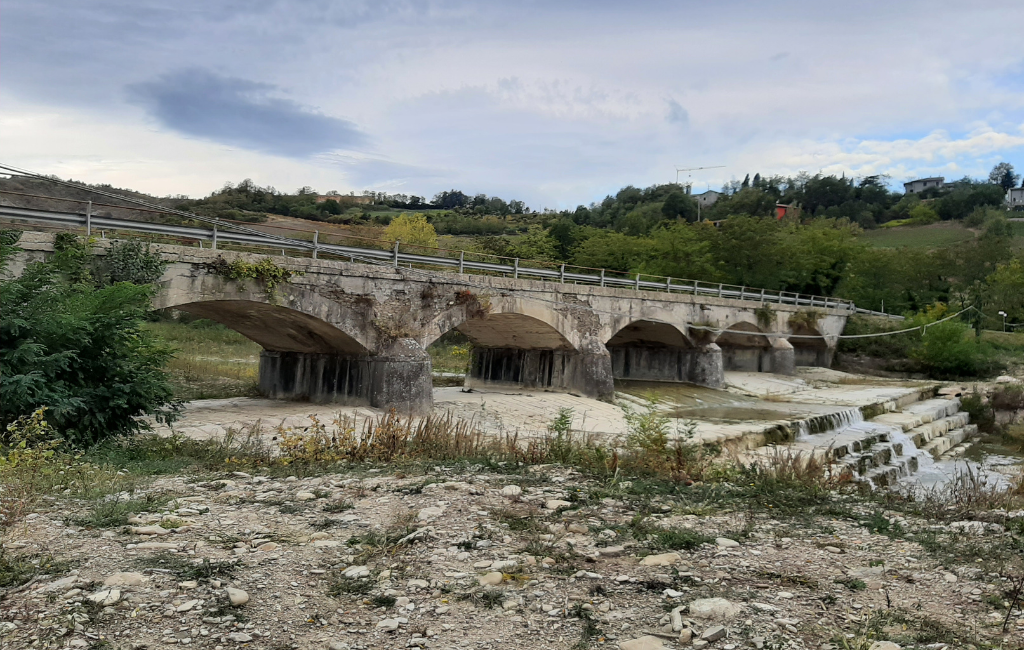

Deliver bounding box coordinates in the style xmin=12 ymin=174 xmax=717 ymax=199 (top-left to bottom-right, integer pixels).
xmin=912 ymin=320 xmax=999 ymax=378
xmin=104 ymin=239 xmax=166 ymax=285
xmin=1 ymin=236 xmax=179 ymax=447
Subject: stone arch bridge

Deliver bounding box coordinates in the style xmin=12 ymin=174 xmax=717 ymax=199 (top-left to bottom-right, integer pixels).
xmin=12 ymin=234 xmax=849 ymax=414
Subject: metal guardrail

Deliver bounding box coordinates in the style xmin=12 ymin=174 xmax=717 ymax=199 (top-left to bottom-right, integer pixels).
xmin=1 ymin=204 xmax=864 ymax=312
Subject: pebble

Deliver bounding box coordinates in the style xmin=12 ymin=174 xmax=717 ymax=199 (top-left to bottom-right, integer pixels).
xmin=103 ymin=572 xmax=147 ymax=587
xmin=341 ymin=566 xmax=370 ymax=579
xmin=295 ymin=492 xmax=316 ymax=501
xmin=131 ymin=525 xmax=171 ymax=536
xmin=701 ymin=625 xmax=727 ymax=642
xmin=226 ymin=632 xmax=252 ymax=643
xmin=86 ymin=589 xmax=121 ymax=606
xmin=226 ymin=588 xmax=249 ymax=607
xmin=377 ymin=618 xmax=401 ymax=631
xmin=500 ymin=485 xmax=522 ymax=497
xmin=478 ymin=572 xmax=504 ymax=586
xmin=715 ymin=537 xmax=739 ymax=548
xmin=641 ymin=552 xmax=681 ymax=567
xmin=619 ymin=636 xmax=664 ymax=650
xmin=867 ymin=643 xmax=901 ymax=650
xmin=176 ymin=599 xmax=199 ymax=612
xmin=689 ymin=598 xmax=741 ymax=620
xmin=545 ymin=499 xmax=572 ymax=510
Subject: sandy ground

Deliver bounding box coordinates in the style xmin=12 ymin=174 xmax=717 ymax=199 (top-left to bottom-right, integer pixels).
xmin=154 ymin=370 xmax=936 ymax=450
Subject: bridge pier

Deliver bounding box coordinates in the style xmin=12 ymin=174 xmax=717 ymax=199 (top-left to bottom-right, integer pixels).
xmin=465 ymin=337 xmax=614 ymax=400
xmin=258 ymin=338 xmax=433 ymax=415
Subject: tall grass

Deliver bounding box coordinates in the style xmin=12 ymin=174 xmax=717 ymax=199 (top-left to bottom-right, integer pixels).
xmin=144 ymin=319 xmax=260 ymax=400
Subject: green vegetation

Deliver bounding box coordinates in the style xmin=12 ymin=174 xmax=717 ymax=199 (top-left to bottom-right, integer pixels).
xmin=860 ymin=221 xmax=976 ymax=249
xmin=383 ymin=212 xmax=439 ymax=250
xmin=1 ymin=233 xmax=178 ymax=447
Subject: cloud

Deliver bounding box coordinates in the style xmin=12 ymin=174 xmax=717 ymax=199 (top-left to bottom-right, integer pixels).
xmin=127 ymin=68 xmax=365 ymax=157
xmin=666 ymin=99 xmax=689 ymax=125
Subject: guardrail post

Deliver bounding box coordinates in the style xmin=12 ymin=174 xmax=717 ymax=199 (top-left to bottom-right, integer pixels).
xmin=459 ymin=251 xmax=465 ymax=274
xmin=312 ymin=230 xmax=319 ymax=259
xmin=514 ymin=258 xmax=519 ymax=279
xmin=600 ymin=269 xmax=605 ymax=287
xmin=560 ymin=264 xmax=565 ymax=283
xmin=760 ymin=287 xmax=766 ymax=302
xmin=212 ymin=219 xmax=218 ymax=250
xmin=718 ymin=283 xmax=724 ymax=298
xmin=635 ymin=273 xmax=641 ymax=290
xmin=393 ymin=240 xmax=400 ymax=267
xmin=666 ymin=277 xmax=672 ymax=292
xmin=85 ymin=201 xmax=92 ymax=237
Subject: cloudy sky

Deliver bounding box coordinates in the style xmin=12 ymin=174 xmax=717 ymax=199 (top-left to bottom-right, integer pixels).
xmin=3 ymin=0 xmax=1024 ymax=208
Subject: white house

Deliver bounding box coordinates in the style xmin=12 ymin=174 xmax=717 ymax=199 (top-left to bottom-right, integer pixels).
xmin=1009 ymin=187 xmax=1024 ymax=209
xmin=904 ymin=177 xmax=947 ymax=194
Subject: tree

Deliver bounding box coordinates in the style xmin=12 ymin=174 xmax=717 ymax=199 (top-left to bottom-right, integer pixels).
xmin=1 ymin=234 xmax=178 ymax=447
xmin=986 ymin=258 xmax=1024 ymax=322
xmin=431 ymin=190 xmax=469 ymax=209
xmin=989 ymin=162 xmax=1019 ymax=192
xmin=661 ymin=191 xmax=698 ymax=222
xmin=383 ymin=213 xmax=438 ymax=250
xmin=547 ymin=218 xmax=578 ymax=259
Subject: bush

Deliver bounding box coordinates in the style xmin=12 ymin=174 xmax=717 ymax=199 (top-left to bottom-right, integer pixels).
xmin=1 ymin=236 xmax=179 ymax=447
xmin=104 ymin=239 xmax=166 ymax=285
xmin=912 ymin=320 xmax=999 ymax=379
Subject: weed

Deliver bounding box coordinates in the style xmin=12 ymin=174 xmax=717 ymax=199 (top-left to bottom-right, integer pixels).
xmin=633 ymin=522 xmax=714 ymax=551
xmin=369 ymin=594 xmax=397 ymax=608
xmin=322 ymin=499 xmax=354 ymax=513
xmin=0 ymin=551 xmax=75 ymax=589
xmin=72 ymin=491 xmax=176 ymax=528
xmin=327 ymin=575 xmax=373 ymax=597
xmin=569 ymin=603 xmax=603 ymax=649
xmin=477 ymin=588 xmax=505 ymax=609
xmin=311 ymin=517 xmax=340 ymax=531
xmin=135 ymin=554 xmax=237 ymax=581
xmin=835 ymin=577 xmax=867 ymax=591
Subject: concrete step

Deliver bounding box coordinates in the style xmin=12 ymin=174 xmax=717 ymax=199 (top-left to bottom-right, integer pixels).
xmin=870 ymin=397 xmax=961 ymax=431
xmin=921 ymin=425 xmax=977 ymax=458
xmin=907 ymin=412 xmax=971 ymax=446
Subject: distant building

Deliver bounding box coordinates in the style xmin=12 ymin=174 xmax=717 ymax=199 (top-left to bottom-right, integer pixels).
xmin=903 ymin=177 xmax=948 ymax=194
xmin=775 ymin=203 xmax=801 ymax=220
xmin=694 ymin=190 xmax=720 ymax=207
xmin=317 ymin=194 xmax=374 ymax=205
xmin=1009 ymin=187 xmax=1024 ymax=209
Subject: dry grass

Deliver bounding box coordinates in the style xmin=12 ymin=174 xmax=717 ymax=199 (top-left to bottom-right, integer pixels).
xmin=143 ymin=319 xmax=260 ymax=400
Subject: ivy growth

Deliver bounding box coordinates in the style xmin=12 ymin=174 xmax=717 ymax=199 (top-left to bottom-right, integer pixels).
xmin=754 ymin=304 xmax=776 ymax=330
xmin=207 ymin=256 xmax=302 ymax=298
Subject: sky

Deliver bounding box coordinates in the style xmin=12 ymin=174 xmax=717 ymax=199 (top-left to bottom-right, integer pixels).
xmin=3 ymin=0 xmax=1024 ymax=209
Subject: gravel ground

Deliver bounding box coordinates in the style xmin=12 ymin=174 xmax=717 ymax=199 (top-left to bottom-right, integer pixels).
xmin=2 ymin=466 xmax=1022 ymax=650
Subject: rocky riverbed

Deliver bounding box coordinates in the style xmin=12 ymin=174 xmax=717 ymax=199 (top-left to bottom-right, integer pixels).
xmin=3 ymin=464 xmax=1023 ymax=650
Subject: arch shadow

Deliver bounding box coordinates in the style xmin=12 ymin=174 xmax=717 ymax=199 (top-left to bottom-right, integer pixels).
xmin=715 ymin=322 xmax=772 ymax=372
xmin=605 ymin=319 xmax=697 ymax=383
xmin=172 ymin=300 xmax=369 ymax=355
xmin=789 ymin=324 xmax=831 ymax=367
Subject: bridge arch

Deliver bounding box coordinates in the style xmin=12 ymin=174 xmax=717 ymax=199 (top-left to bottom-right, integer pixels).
xmin=788 ymin=323 xmax=831 ymax=367
xmin=605 ymin=319 xmax=697 ymax=383
xmin=155 ymin=276 xmax=374 ymax=354
xmin=421 ymin=297 xmax=577 ymax=351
